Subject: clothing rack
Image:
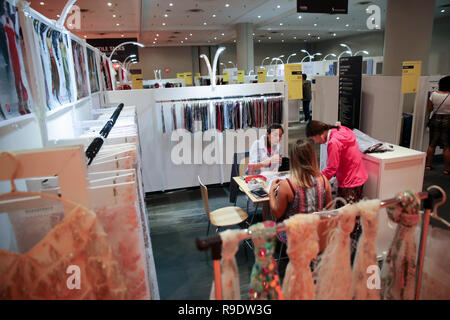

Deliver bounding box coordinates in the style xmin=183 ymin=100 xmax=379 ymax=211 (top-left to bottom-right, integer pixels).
xmin=155 ymin=93 xmax=283 ymax=104
xmin=196 ymin=188 xmax=446 ymax=300
xmin=85 ymin=103 xmax=124 ymax=165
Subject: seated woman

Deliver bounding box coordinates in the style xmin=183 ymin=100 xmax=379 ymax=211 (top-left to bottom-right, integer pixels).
xmin=268 ymin=138 xmax=333 ymax=252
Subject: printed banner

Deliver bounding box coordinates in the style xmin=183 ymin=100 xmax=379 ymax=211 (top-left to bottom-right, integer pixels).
xmin=401 ymin=61 xmax=422 ymax=93
xmin=284 ymin=64 xmax=303 ymax=100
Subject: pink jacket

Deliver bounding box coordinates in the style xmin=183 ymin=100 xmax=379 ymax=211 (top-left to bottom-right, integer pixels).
xmin=322 ymin=126 xmax=368 ymax=188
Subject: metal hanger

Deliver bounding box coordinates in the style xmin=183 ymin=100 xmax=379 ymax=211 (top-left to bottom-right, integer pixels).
xmin=427 ymin=185 xmax=449 ymax=228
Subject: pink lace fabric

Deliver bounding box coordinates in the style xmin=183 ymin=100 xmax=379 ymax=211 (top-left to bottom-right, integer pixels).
xmin=282 ymin=214 xmax=319 ymax=300
xmin=0 ymin=206 xmax=128 ymax=299
xmin=210 ymin=229 xmax=242 ymax=300
xmin=314 ymin=205 xmax=357 ymax=300
xmin=352 ymin=200 xmax=381 ymax=300
xmin=94 ymin=202 xmax=150 ymax=300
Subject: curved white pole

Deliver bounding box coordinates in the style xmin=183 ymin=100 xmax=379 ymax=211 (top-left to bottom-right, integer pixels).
xmin=337 ymin=50 xmax=352 ymax=60
xmin=340 ymin=43 xmax=353 ymax=56
xmin=158 ymin=70 xmax=162 ymax=81
xmin=322 ymin=53 xmax=337 ymax=61
xmin=260 ymin=56 xmax=270 ymax=69
xmin=211 ymin=47 xmax=226 ymax=89
xmin=200 ymin=54 xmax=214 ymax=87
xmin=287 ymin=53 xmax=297 ymax=64
xmin=301 ymin=55 xmax=310 ymax=63
xmin=354 ymin=50 xmax=369 ymax=56
xmin=57 ymin=0 xmax=77 ymax=27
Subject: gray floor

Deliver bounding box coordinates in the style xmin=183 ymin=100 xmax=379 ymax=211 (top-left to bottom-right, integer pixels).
xmin=146 ymin=121 xmax=449 ymax=300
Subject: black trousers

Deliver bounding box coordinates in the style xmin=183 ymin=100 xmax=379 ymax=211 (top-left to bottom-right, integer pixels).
xmin=303 ymin=100 xmax=311 ymax=122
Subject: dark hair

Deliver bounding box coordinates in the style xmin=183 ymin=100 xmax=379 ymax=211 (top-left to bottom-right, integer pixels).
xmin=302 ymin=74 xmax=307 ymax=80
xmin=289 ymin=139 xmax=320 ymax=188
xmin=267 ymin=123 xmax=284 ymax=134
xmin=439 ymin=75 xmax=450 ymax=91
xmin=306 ymin=120 xmax=339 ymax=137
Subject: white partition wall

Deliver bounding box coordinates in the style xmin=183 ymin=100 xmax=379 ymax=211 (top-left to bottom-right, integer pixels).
xmin=105 ymin=82 xmax=289 ymax=192
xmin=312 ymin=76 xmax=339 ymax=124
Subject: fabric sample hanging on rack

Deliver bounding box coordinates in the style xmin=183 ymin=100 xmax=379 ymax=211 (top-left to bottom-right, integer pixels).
xmin=71 ymin=39 xmax=90 ymax=100
xmin=209 ymin=229 xmax=242 ymax=300
xmin=87 ymin=48 xmax=100 ymax=94
xmin=0 ymin=206 xmax=128 ymax=299
xmin=0 ymin=0 xmax=32 ymax=121
xmin=351 ymin=199 xmax=381 ymax=300
xmin=380 ymin=191 xmax=420 ymax=300
xmin=282 ymin=214 xmax=319 ymax=300
xmin=248 ymin=221 xmax=284 ymax=300
xmin=314 ymin=204 xmax=358 ymax=300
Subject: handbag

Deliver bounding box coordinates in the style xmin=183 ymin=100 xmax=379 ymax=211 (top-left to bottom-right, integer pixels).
xmin=427 ymin=93 xmax=449 ymax=128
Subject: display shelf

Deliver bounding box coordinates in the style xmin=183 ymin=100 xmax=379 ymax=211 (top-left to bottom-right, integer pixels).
xmin=0 ymin=113 xmax=36 ymax=129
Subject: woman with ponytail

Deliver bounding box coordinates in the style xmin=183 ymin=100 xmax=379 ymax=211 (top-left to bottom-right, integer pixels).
xmin=306 ymin=120 xmax=368 ymax=262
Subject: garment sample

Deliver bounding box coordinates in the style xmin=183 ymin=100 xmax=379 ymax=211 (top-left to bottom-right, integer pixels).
xmin=87 ymin=48 xmax=100 ymax=93
xmin=0 ymin=206 xmax=128 ymax=300
xmin=380 ymin=191 xmax=420 ymax=300
xmin=72 ymin=40 xmax=89 ymax=99
xmin=314 ymin=204 xmax=358 ymax=299
xmin=94 ymin=203 xmax=150 ymax=300
xmin=351 ymin=199 xmax=381 ymax=300
xmin=249 ymin=221 xmax=284 ymax=300
xmin=210 ymin=229 xmax=242 ymax=300
xmin=281 ymin=214 xmax=319 ymax=300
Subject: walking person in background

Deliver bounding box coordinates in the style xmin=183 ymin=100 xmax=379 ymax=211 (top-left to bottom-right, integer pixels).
xmin=426 ymin=75 xmax=450 ymax=175
xmin=301 ymin=74 xmax=312 ymax=123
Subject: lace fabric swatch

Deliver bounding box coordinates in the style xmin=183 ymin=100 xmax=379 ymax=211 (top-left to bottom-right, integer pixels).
xmin=381 ymin=191 xmax=420 ymax=300
xmin=249 ymin=221 xmax=284 ymax=300
xmin=282 ymin=214 xmax=319 ymax=300
xmin=352 ymin=199 xmax=381 ymax=300
xmin=210 ymin=229 xmax=242 ymax=300
xmin=0 ymin=206 xmax=128 ymax=300
xmin=314 ymin=204 xmax=357 ymax=300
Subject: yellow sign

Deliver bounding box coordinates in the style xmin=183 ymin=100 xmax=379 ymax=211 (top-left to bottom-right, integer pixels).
xmin=184 ymin=72 xmax=193 ymax=86
xmin=131 ymin=74 xmax=143 ymax=89
xmin=195 ymin=73 xmax=201 ymax=79
xmin=223 ymin=71 xmax=229 ymax=83
xmin=177 ymin=73 xmax=185 ymax=79
xmin=401 ymin=61 xmax=422 ymax=93
xmin=257 ymin=68 xmax=267 ymax=83
xmin=237 ymin=70 xmax=245 ymax=83
xmin=284 ymin=64 xmax=303 ymax=100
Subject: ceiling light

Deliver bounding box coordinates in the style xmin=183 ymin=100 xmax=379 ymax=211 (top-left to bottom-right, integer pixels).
xmin=308 ymin=33 xmax=311 ymax=36
xmin=154 ymin=38 xmax=157 ymax=40
xmin=107 ymin=2 xmax=112 ymax=7
xmin=282 ymin=40 xmax=284 ymax=42
xmin=181 ymin=41 xmax=184 ymax=43
xmin=153 ymin=41 xmax=156 ymax=44
xmin=84 ymin=35 xmax=87 ymax=38
xmin=298 ymin=15 xmax=302 ymax=19
xmin=268 ymin=28 xmax=271 ymax=31
xmin=333 ymin=33 xmax=336 ymax=36
xmin=293 ymin=36 xmax=297 ymax=39
xmin=318 ymin=37 xmax=320 ymax=39
xmin=258 ymin=40 xmax=261 ymax=42
xmin=57 ymin=14 xmax=60 ymax=17
xmin=257 ymin=15 xmax=261 ymax=18
xmin=121 ymin=34 xmax=124 ymax=37
xmin=234 ymin=40 xmax=236 ymax=42
xmin=280 ymin=23 xmax=283 ymax=26
xmin=268 ymin=37 xmax=271 ymax=39
xmin=162 ymin=22 xmax=166 ymax=26
xmin=212 ymin=14 xmax=216 ymax=17
xmin=221 ymin=33 xmax=225 ymax=36
xmin=112 ymin=14 xmax=116 ymax=18
xmin=203 ymin=22 xmax=207 ymax=25
xmin=214 ymin=37 xmax=217 ymax=40
xmin=314 ymin=23 xmax=317 ymax=26
xmin=185 ymin=37 xmax=188 ymax=40
xmin=116 ymin=23 xmax=120 ymax=26
xmin=336 ymin=17 xmax=340 ymax=20
xmin=156 ymin=33 xmax=159 ymax=36
xmin=346 ymin=24 xmax=349 ymax=27
xmin=169 ymin=3 xmax=173 ymax=6
xmin=164 ymin=14 xmax=168 ymax=17
xmin=277 ymin=5 xmax=281 ymax=9
xmin=225 ymin=4 xmax=230 ymax=7
xmin=40 ymin=1 xmax=45 ymax=5
xmin=441 ymin=9 xmax=445 ymax=13
xmin=189 ymin=33 xmax=193 ymax=36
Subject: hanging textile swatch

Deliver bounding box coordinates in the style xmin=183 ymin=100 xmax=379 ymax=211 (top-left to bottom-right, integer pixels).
xmin=282 ymin=214 xmax=319 ymax=300
xmin=0 ymin=0 xmax=32 ymax=121
xmin=71 ymin=39 xmax=90 ymax=99
xmin=87 ymin=48 xmax=100 ymax=93
xmin=0 ymin=206 xmax=128 ymax=299
xmin=100 ymin=55 xmax=113 ymax=91
xmin=351 ymin=199 xmax=381 ymax=300
xmin=380 ymin=190 xmax=420 ymax=300
xmin=314 ymin=204 xmax=358 ymax=300
xmin=210 ymin=229 xmax=242 ymax=300
xmin=248 ymin=221 xmax=284 ymax=300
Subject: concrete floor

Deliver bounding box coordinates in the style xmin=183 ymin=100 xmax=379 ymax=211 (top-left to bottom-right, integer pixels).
xmin=146 ymin=121 xmax=449 ymax=300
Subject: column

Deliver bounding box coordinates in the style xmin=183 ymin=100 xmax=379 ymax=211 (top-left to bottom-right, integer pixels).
xmin=383 ymin=0 xmax=436 ymax=76
xmin=236 ymin=23 xmax=254 ymax=73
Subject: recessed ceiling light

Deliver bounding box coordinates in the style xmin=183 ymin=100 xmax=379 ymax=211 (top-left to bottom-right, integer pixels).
xmin=268 ymin=37 xmax=271 ymax=39
xmin=253 ymin=33 xmax=255 ymax=36
xmin=116 ymin=23 xmax=120 ymax=26
xmin=441 ymin=9 xmax=445 ymax=13
xmin=185 ymin=37 xmax=188 ymax=40
xmin=280 ymin=23 xmax=283 ymax=26
xmin=345 ymin=24 xmax=349 ymax=27
xmin=164 ymin=14 xmax=168 ymax=17
xmin=214 ymin=37 xmax=217 ymax=40
xmin=156 ymin=34 xmax=159 ymax=36
xmin=181 ymin=41 xmax=184 ymax=43
xmin=212 ymin=14 xmax=216 ymax=17
xmin=40 ymin=1 xmax=45 ymax=5
xmin=282 ymin=40 xmax=284 ymax=42
xmin=308 ymin=33 xmax=311 ymax=36
xmin=169 ymin=3 xmax=173 ymax=6
xmin=221 ymin=33 xmax=225 ymax=36
xmin=257 ymin=15 xmax=261 ymax=18
xmin=189 ymin=33 xmax=193 ymax=36
xmin=277 ymin=5 xmax=281 ymax=9
xmin=57 ymin=14 xmax=60 ymax=17
xmin=162 ymin=22 xmax=166 ymax=26
xmin=84 ymin=35 xmax=87 ymax=38
xmin=318 ymin=37 xmax=320 ymax=39
xmin=112 ymin=14 xmax=116 ymax=18
xmin=258 ymin=40 xmax=261 ymax=42
xmin=268 ymin=28 xmax=271 ymax=31
xmin=203 ymin=22 xmax=207 ymax=25
xmin=333 ymin=33 xmax=336 ymax=36
xmin=314 ymin=23 xmax=317 ymax=26
xmin=233 ymin=40 xmax=236 ymax=42
xmin=107 ymin=2 xmax=112 ymax=7
xmin=154 ymin=38 xmax=157 ymax=40
xmin=225 ymin=4 xmax=230 ymax=7
xmin=153 ymin=41 xmax=156 ymax=44
xmin=121 ymin=34 xmax=124 ymax=37
xmin=293 ymin=36 xmax=297 ymax=39
xmin=298 ymin=15 xmax=302 ymax=19
xmin=336 ymin=17 xmax=340 ymax=20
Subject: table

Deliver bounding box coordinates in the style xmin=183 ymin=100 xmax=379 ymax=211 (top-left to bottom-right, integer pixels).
xmin=233 ymin=172 xmax=290 ymax=221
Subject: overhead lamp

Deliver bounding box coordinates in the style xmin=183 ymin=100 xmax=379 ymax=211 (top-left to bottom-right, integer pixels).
xmin=337 ymin=50 xmax=352 ymax=60
xmin=260 ymin=56 xmax=270 ymax=69
xmin=287 ymin=53 xmax=297 ymax=64
xmin=228 ymin=61 xmax=236 ymax=68
xmin=354 ymin=50 xmax=369 ymax=56
xmin=322 ymin=53 xmax=337 ymax=61
xmin=340 ymin=43 xmax=353 ymax=56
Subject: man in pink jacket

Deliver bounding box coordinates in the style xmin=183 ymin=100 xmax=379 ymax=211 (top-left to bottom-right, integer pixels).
xmin=306 ymin=120 xmax=368 ymax=263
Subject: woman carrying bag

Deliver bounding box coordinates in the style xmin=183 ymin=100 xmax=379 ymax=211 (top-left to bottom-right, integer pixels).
xmin=426 ymin=75 xmax=450 ymax=175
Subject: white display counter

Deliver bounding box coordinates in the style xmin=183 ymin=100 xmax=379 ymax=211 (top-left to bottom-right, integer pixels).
xmin=361 ymin=144 xmax=426 ymax=259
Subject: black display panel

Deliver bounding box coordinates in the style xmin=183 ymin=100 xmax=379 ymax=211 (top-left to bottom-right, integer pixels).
xmin=297 ymin=0 xmax=348 ymax=14
xmin=338 ymin=56 xmax=362 ymax=130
